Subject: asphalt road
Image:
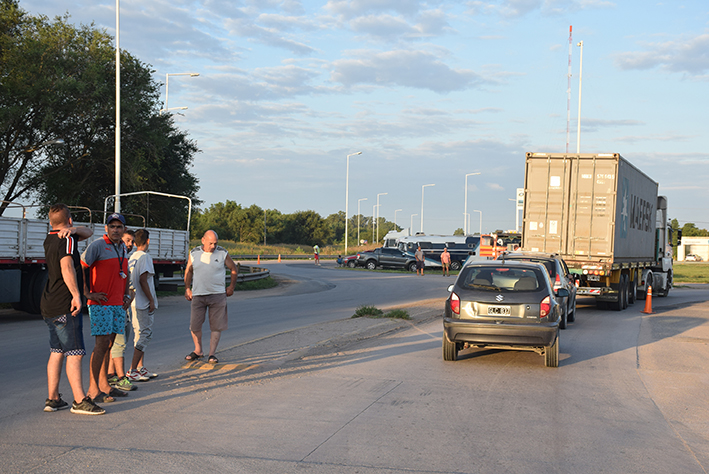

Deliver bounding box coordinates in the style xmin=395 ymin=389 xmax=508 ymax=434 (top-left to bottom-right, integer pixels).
xmin=1 ymin=264 xmax=708 ymax=473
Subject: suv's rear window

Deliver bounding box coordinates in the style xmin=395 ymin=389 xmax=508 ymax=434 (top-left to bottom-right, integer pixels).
xmin=503 ymin=257 xmax=556 ymax=278
xmin=460 ymin=266 xmax=544 ymax=292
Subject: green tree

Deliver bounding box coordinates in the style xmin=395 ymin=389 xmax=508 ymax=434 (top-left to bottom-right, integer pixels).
xmin=453 ymin=228 xmax=464 ymax=236
xmin=0 ymin=2 xmax=199 ymax=226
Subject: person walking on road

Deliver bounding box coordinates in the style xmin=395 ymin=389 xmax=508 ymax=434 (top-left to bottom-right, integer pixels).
xmin=415 ymin=245 xmax=425 ymax=276
xmin=313 ymin=244 xmax=320 ymax=265
xmin=184 ymin=230 xmax=238 ymax=364
xmin=441 ymin=247 xmax=451 ymax=277
xmin=41 ymin=204 xmax=104 ymax=415
xmin=81 ymin=212 xmax=133 ymax=404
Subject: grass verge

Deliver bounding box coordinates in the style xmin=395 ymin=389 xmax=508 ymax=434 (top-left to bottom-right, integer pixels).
xmin=352 ymin=305 xmax=410 ymax=320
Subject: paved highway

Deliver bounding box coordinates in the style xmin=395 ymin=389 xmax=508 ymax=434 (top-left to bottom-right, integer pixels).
xmin=1 ymin=264 xmax=708 ymax=473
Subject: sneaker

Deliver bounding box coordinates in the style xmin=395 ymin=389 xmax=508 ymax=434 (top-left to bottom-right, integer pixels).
xmin=138 ymin=367 xmax=158 ymax=379
xmin=71 ymin=396 xmax=106 ymax=415
xmin=126 ymin=369 xmax=149 ymax=382
xmin=107 ymin=374 xmax=119 ymax=386
xmin=44 ymin=395 xmax=69 ymax=412
xmin=112 ymin=376 xmax=135 ymax=391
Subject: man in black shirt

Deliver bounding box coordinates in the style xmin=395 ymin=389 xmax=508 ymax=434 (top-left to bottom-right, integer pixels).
xmin=41 ymin=204 xmax=104 ymax=415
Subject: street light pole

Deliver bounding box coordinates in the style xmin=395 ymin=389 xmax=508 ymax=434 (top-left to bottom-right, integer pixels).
xmin=357 ymin=198 xmax=367 ymax=248
xmin=376 ymin=192 xmax=387 ymax=243
xmin=577 ymin=40 xmax=584 ymax=154
xmin=464 ymin=172 xmax=481 ymax=234
xmin=163 ymin=73 xmax=200 ymax=114
xmin=372 ymin=204 xmax=378 ymax=243
xmin=394 ymin=209 xmax=402 ymax=230
xmin=473 ymin=210 xmax=482 ymax=235
xmin=115 ymin=0 xmax=120 ymax=212
xmin=421 ymin=184 xmax=435 ymax=233
xmin=344 ymin=151 xmax=362 ymax=255
xmin=410 ymin=214 xmax=418 ymax=235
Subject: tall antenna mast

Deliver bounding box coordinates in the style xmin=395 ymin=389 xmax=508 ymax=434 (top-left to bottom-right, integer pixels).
xmin=566 ymin=25 xmax=572 ymax=154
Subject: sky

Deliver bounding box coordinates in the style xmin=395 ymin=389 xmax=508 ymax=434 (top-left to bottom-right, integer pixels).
xmin=20 ymin=0 xmax=709 ymax=237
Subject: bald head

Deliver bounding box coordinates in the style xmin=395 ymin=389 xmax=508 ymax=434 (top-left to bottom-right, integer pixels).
xmin=201 ymin=230 xmax=218 ymax=253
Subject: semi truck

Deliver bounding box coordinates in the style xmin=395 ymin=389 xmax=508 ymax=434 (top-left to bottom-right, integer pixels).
xmin=0 ymin=198 xmax=189 ymax=314
xmin=522 ymin=152 xmax=674 ymax=311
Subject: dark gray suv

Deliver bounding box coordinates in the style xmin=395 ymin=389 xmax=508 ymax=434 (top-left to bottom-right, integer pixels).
xmin=497 ymin=252 xmax=577 ymax=330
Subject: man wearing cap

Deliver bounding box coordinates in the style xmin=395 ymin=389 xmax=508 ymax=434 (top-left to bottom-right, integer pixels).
xmin=81 ymin=212 xmax=133 ymax=403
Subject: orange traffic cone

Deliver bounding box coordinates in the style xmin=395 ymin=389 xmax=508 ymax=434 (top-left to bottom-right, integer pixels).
xmin=278 ymin=254 xmax=281 ymax=263
xmin=641 ymin=285 xmax=653 ymax=314
xmin=257 ymin=255 xmax=260 ymax=264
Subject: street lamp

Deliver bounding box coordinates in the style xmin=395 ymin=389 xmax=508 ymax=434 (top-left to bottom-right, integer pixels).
xmin=394 ymin=209 xmax=402 ymax=231
xmin=576 ymin=40 xmax=584 ymax=153
xmin=464 ymin=172 xmax=481 ymax=234
xmin=162 ymin=73 xmax=200 ymax=115
xmin=410 ymin=214 xmax=418 ymax=235
xmin=376 ymin=192 xmax=387 ymax=243
xmin=357 ymin=198 xmax=367 ymax=247
xmin=473 ymin=210 xmax=482 ymax=235
xmin=344 ymin=151 xmax=362 ymax=254
xmin=421 ymin=184 xmax=435 ymax=233
xmin=372 ymin=204 xmax=378 ymax=243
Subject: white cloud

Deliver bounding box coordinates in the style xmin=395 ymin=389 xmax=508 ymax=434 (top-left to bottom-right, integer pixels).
xmin=615 ymin=34 xmax=709 ymax=76
xmin=331 ymin=49 xmax=488 ymax=93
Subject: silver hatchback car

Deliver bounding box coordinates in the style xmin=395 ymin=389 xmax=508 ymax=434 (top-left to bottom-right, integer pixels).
xmin=443 ymin=260 xmax=569 ymax=367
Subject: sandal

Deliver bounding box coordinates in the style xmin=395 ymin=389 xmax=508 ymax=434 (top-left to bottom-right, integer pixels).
xmin=91 ymin=392 xmax=115 ymax=404
xmin=108 ymin=387 xmax=128 ymax=398
xmin=185 ymin=351 xmax=203 ymax=361
xmin=207 ymin=355 xmax=218 ymax=364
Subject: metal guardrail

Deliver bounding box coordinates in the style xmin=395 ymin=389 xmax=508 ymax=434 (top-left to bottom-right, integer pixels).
xmin=235 ymin=264 xmax=270 ymax=283
xmin=158 ymin=264 xmax=270 ymax=290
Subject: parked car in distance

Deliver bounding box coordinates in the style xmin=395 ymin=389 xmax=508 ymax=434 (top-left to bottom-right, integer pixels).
xmin=356 ymin=247 xmax=417 ymax=271
xmin=339 ymin=254 xmax=359 ymax=268
xmin=685 ymin=254 xmax=703 ymax=262
xmin=497 ymin=251 xmax=577 ymax=329
xmin=443 ymin=260 xmax=568 ymax=367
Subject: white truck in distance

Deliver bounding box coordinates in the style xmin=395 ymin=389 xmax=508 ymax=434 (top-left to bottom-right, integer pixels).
xmin=522 ymin=152 xmax=675 ymax=311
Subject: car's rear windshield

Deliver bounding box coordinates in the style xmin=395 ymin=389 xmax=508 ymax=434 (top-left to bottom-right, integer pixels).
xmin=459 ymin=266 xmax=544 ymax=292
xmin=502 ymin=257 xmax=555 ymax=278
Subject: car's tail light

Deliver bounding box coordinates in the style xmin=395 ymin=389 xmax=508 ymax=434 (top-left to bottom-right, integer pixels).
xmin=450 ymin=292 xmax=460 ymax=315
xmin=540 ymin=296 xmax=550 ymax=318
xmin=356 ymin=253 xmax=360 ymax=258
xmin=554 ymin=273 xmax=562 ymax=289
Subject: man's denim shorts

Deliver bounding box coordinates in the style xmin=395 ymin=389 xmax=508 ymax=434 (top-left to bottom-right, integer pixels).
xmin=45 ymin=313 xmax=86 ymax=356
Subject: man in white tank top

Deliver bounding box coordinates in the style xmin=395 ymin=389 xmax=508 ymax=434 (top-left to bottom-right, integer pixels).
xmin=183 ymin=230 xmax=238 ymax=364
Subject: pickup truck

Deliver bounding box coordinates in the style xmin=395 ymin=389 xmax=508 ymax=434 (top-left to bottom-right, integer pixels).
xmin=357 ymin=247 xmax=417 ymax=271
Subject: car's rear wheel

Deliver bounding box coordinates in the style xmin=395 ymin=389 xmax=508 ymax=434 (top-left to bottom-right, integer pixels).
xmin=442 ymin=333 xmax=458 ymax=361
xmin=450 ymin=261 xmax=461 ymax=271
xmin=567 ymin=298 xmax=576 ymax=322
xmin=544 ymin=331 xmax=559 ymax=367
xmin=408 ymin=262 xmax=418 ymax=272
xmin=559 ymin=303 xmax=568 ymax=330
xmin=366 ymin=260 xmax=377 ymax=270
xmin=347 ymin=260 xmax=356 ymax=268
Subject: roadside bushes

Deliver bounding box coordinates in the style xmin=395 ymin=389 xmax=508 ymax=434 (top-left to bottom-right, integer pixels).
xmin=352 ymin=305 xmax=410 ymax=320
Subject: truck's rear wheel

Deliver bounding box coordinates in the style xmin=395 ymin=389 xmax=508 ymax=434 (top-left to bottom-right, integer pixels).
xmin=450 ymin=261 xmax=461 ymax=271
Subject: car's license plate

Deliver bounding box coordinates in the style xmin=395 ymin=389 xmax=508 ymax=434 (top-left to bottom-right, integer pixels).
xmin=487 ymin=305 xmax=511 ymax=316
